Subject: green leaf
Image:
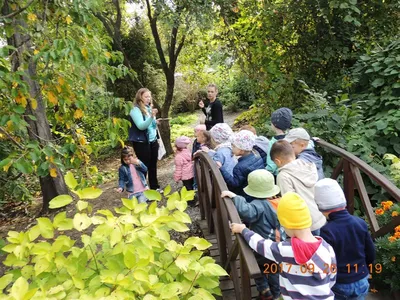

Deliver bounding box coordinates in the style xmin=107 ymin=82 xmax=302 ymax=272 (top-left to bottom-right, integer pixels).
xmin=110 ymin=228 xmax=122 ymax=247
xmin=196 ymin=276 xmax=220 ymax=289
xmin=122 ymin=197 xmax=135 ymax=210
xmin=133 ymin=269 xmax=150 ymax=283
xmin=49 ymin=194 xmax=73 ymax=209
xmin=28 ymin=225 xmax=41 ymax=242
xmin=144 ymin=189 xmax=162 ymax=201
xmin=75 ymin=187 xmax=102 ymax=199
xmin=124 ymin=250 xmax=136 ymax=269
xmin=172 ymin=211 xmax=191 ymax=223
xmin=76 ymin=200 xmax=88 ymax=211
xmin=175 ymin=255 xmax=191 ymax=272
xmin=371 ymin=78 xmax=385 ymax=88
xmin=168 ymin=222 xmax=189 ymax=232
xmin=64 ymin=171 xmax=78 ymax=190
xmin=10 ymin=277 xmax=29 ymax=300
xmin=0 ymin=274 xmax=13 ymax=291
xmin=37 ymin=217 xmax=54 ymax=239
xmin=163 ymin=185 xmax=171 ymax=196
xmin=73 ymin=213 xmax=92 ymax=231
xmin=160 ymin=282 xmax=183 ymax=299
xmin=181 ymin=186 xmax=195 ymax=201
xmin=376 ymin=120 xmax=388 ymax=130
xmin=53 ymin=212 xmax=73 ymax=231
xmin=184 ymin=237 xmax=212 ymax=250
xmin=203 ymin=263 xmax=228 ymax=277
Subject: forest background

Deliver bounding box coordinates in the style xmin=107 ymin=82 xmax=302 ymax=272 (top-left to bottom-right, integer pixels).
xmin=0 ymin=0 xmax=400 ymax=295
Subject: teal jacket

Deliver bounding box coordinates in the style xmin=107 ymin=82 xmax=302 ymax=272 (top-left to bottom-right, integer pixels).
xmin=129 ymin=105 xmax=157 ymax=142
xmin=266 ymin=135 xmax=285 ymax=175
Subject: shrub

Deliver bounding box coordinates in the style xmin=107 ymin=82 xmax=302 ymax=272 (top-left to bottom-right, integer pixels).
xmin=0 ymin=172 xmax=227 ymax=299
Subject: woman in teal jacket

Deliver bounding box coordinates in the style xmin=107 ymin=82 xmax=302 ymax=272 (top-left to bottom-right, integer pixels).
xmin=129 ymin=88 xmax=160 ymax=190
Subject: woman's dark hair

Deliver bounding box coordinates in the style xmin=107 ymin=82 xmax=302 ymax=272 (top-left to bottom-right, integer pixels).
xmin=121 ymin=146 xmax=134 ymax=165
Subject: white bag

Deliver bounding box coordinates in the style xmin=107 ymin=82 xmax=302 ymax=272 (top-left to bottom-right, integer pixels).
xmin=157 ymin=128 xmax=166 ymax=160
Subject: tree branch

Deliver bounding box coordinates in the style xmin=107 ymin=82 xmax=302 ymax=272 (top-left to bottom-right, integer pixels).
xmin=0 ymin=126 xmax=24 ymax=150
xmin=0 ymin=0 xmax=35 ymax=19
xmin=174 ymin=34 xmax=186 ymax=65
xmin=145 ymin=0 xmax=169 ymax=76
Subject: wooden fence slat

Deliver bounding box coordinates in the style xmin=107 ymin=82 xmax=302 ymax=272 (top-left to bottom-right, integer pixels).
xmin=343 ymin=160 xmax=355 ymax=214
xmin=331 ymin=158 xmax=344 ymax=180
xmin=350 ymin=165 xmax=381 ymax=235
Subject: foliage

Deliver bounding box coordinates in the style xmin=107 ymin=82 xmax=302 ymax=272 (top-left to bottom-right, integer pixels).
xmin=375 ymin=201 xmax=400 ymax=228
xmin=374 ymin=225 xmax=400 ymax=291
xmin=0 ymin=172 xmax=227 ymax=299
xmin=384 ymin=154 xmax=400 ymax=187
xmin=170 ymin=113 xmax=197 ymax=142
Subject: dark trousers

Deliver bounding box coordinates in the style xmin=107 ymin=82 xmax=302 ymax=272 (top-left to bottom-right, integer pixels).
xmin=182 ymin=178 xmax=194 ymax=191
xmin=132 ymin=140 xmax=160 ymax=190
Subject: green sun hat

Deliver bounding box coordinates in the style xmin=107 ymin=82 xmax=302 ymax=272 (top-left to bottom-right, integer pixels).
xmin=243 ymin=169 xmax=280 ymax=199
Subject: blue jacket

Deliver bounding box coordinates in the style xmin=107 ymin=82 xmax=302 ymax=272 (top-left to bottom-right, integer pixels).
xmin=320 ymin=210 xmax=376 ymax=284
xmin=232 ymin=195 xmax=286 ymax=241
xmin=118 ymin=162 xmax=148 ymax=193
xmin=297 ymin=148 xmax=324 ymax=180
xmin=221 ymin=152 xmax=264 ymax=198
xmin=209 ymin=147 xmax=236 ymax=176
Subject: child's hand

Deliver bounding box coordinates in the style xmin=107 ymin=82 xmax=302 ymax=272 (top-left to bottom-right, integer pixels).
xmin=115 ymin=187 xmax=123 ymax=193
xmin=221 ymin=190 xmax=236 ymax=198
xmin=230 ymin=223 xmax=246 ymax=234
xmin=201 ymin=146 xmax=209 ymax=152
xmin=215 ymin=161 xmax=222 ymax=168
xmin=132 ymin=158 xmax=140 ymax=165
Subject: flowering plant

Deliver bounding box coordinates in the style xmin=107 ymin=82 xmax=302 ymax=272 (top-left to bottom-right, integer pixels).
xmin=375 ymin=200 xmax=400 ymax=227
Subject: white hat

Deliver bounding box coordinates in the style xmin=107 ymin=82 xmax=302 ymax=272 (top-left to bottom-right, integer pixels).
xmin=314 ymin=178 xmax=347 ymax=212
xmin=231 ymin=130 xmax=255 ymax=151
xmin=284 ymin=128 xmax=310 ymax=143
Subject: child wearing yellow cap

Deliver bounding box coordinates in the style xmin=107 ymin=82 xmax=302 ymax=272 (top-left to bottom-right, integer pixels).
xmin=231 ymin=192 xmax=337 ymax=300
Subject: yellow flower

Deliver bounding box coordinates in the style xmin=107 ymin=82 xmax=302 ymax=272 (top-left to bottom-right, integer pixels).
xmin=74 ymin=109 xmax=84 ymax=119
xmin=388 ymin=236 xmax=397 ymax=243
xmin=375 ymin=208 xmax=384 ymax=216
xmin=27 ymin=13 xmax=37 ymax=22
xmin=392 ymin=211 xmax=399 ymax=217
xmin=392 ymin=256 xmax=396 ymax=262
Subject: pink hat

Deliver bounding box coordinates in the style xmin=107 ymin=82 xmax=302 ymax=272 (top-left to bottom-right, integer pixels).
xmin=175 ymin=136 xmax=191 ymax=149
xmin=194 ymin=124 xmax=206 ymax=132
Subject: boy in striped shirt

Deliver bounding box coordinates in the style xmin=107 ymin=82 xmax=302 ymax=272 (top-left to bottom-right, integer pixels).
xmin=231 ymin=192 xmax=337 ymax=299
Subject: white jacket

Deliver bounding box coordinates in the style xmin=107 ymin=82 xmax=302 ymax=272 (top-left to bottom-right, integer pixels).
xmin=277 ymin=159 xmax=326 ymax=231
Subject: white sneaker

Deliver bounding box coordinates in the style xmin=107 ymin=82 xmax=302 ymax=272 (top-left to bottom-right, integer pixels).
xmin=156 ymin=188 xmax=163 ymax=194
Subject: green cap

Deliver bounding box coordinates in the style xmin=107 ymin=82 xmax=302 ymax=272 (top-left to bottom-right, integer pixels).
xmin=243 ymin=169 xmax=280 ymax=199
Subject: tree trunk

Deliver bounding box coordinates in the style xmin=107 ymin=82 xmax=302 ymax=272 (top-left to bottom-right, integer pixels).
xmin=160 ymin=73 xmax=175 ymax=156
xmin=4 ymin=2 xmax=68 ymax=213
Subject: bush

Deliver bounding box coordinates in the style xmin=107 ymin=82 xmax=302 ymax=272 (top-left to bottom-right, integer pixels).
xmin=0 ymin=173 xmax=227 ymax=299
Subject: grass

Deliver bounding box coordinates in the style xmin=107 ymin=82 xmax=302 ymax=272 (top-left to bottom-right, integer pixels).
xmin=170 ymin=112 xmax=198 ymax=142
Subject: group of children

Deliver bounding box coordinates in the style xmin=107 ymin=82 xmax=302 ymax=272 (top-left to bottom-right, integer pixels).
xmin=117 ymin=107 xmax=376 ymax=300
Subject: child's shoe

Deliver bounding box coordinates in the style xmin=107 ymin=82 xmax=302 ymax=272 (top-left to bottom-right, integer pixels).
xmin=258 ymin=288 xmax=273 ymax=300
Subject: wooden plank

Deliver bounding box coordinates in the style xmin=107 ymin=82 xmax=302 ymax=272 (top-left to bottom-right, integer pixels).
xmin=343 ymin=160 xmax=355 ymax=214
xmin=331 ymin=158 xmax=343 ymax=180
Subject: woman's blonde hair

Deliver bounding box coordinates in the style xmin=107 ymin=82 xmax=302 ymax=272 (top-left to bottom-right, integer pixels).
xmin=135 ymin=88 xmax=151 ymax=116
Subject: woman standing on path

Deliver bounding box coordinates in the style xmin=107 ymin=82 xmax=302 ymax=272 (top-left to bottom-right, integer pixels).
xmin=199 ymin=83 xmax=224 ymax=130
xmin=128 ymin=88 xmax=160 ymax=191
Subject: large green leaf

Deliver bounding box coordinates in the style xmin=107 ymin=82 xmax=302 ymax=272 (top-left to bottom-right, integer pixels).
xmin=49 ymin=195 xmax=73 ymax=209
xmin=371 ymin=78 xmax=385 ymax=88
xmin=75 ymin=187 xmax=102 ymax=199
xmin=203 ymin=263 xmax=228 ymax=277
xmin=64 ymin=171 xmax=78 ymax=190
xmin=0 ymin=274 xmax=13 ymax=291
xmin=144 ymin=190 xmax=162 ymax=201
xmin=73 ymin=213 xmax=92 ymax=231
xmin=184 ymin=237 xmax=212 ymax=250
xmin=37 ymin=218 xmax=54 ymax=239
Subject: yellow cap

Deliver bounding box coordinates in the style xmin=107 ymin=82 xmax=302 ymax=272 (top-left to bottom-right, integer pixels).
xmin=277 ymin=192 xmax=312 ymax=229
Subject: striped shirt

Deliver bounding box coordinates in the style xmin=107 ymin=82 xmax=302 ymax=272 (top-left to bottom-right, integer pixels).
xmin=242 ymin=228 xmax=337 ymax=299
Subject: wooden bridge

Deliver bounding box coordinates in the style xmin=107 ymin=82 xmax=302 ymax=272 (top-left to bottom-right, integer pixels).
xmin=194 ymin=139 xmax=400 ymax=299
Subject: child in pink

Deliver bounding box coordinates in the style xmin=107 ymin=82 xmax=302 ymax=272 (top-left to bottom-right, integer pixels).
xmin=174 ymin=136 xmax=195 ymax=198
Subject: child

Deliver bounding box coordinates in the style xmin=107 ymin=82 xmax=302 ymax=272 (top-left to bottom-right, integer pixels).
xmin=230 ymin=192 xmax=337 ymax=300
xmin=240 ymin=125 xmax=269 ymax=165
xmin=206 ymin=123 xmax=236 ymax=176
xmin=221 ymin=169 xmax=284 ymax=300
xmin=284 ymin=128 xmax=324 ymax=180
xmin=266 ymin=107 xmax=293 ymax=176
xmin=220 ymin=130 xmax=264 ymax=200
xmin=192 ymin=124 xmax=208 ymax=157
xmin=270 ymin=140 xmax=326 ymax=234
xmin=314 ymin=178 xmax=376 ymax=299
xmin=116 ymin=146 xmax=149 ymax=203
xmin=174 ymin=136 xmax=195 ymax=195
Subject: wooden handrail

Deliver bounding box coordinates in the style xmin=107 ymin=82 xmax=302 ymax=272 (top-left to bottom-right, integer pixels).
xmin=316 ymin=139 xmax=400 ymax=237
xmin=194 ymin=151 xmax=261 ymax=300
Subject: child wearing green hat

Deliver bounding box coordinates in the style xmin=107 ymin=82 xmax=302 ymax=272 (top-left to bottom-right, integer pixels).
xmin=230 ymin=192 xmax=337 ymax=300
xmin=222 ymin=169 xmax=284 ymax=300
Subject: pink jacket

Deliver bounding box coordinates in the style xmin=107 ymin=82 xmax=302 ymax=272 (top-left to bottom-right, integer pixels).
xmin=174 ymin=148 xmax=194 ymax=181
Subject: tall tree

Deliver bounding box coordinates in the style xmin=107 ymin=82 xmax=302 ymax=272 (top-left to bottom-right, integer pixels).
xmin=0 ymin=0 xmax=127 ymax=211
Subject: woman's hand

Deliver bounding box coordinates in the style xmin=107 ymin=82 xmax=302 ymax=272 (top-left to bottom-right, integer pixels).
xmin=152 ymin=108 xmax=158 ymax=117
xmin=221 ymin=190 xmax=236 ymax=198
xmin=198 ymin=100 xmax=204 ymax=109
xmin=230 ymin=223 xmax=246 ymax=234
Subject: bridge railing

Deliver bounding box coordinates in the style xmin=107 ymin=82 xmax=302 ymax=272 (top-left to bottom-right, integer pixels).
xmin=316 ymin=140 xmax=400 ymax=238
xmin=194 ymin=140 xmax=400 ymax=299
xmin=194 ymin=151 xmax=261 ymax=300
